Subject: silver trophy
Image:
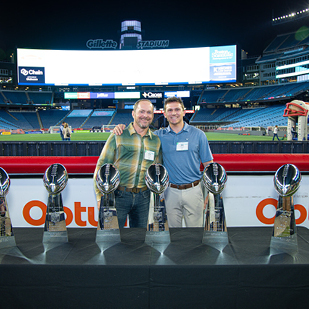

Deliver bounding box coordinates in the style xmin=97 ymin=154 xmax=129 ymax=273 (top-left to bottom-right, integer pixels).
xmin=270 ymin=164 xmax=301 ymax=254
xmin=202 ymin=162 xmax=228 ymax=250
xmin=145 ymin=164 xmax=170 ymax=245
xmin=43 ymin=163 xmax=68 ymax=243
xmin=95 ymin=163 xmax=120 ymax=244
xmin=0 ymin=167 xmax=16 ymax=249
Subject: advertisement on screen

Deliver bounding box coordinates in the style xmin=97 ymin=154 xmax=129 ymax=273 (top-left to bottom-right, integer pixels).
xmin=64 ymin=92 xmax=141 ymax=100
xmin=18 ymin=66 xmax=45 ymax=84
xmin=164 ymin=91 xmax=190 ymax=98
xmin=6 ymin=175 xmax=309 ymax=228
xmin=209 ymin=46 xmax=236 ymax=81
xmin=17 ymin=46 xmax=237 ymax=86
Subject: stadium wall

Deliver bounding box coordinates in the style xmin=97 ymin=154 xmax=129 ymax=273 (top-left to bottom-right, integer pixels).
xmin=1 ymin=154 xmax=309 ymax=174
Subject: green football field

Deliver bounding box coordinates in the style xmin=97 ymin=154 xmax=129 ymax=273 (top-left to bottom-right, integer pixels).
xmin=0 ymin=131 xmax=282 ymax=141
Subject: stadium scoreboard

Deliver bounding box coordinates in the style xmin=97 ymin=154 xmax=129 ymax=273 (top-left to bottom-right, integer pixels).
xmin=17 ymin=46 xmax=237 ymax=86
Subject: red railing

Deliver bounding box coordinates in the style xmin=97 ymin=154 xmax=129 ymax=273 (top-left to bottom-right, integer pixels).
xmin=1 ymin=154 xmax=309 ymax=174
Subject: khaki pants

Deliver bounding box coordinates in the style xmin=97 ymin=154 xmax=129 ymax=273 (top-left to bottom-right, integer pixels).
xmin=164 ymin=182 xmax=204 ymax=228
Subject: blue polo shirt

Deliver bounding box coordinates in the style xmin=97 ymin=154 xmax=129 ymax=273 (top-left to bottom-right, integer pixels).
xmin=154 ymin=123 xmax=213 ymax=185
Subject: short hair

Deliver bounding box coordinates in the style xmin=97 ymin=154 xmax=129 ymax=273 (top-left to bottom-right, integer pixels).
xmin=133 ymin=99 xmax=154 ymax=112
xmin=164 ymin=96 xmax=185 ymax=112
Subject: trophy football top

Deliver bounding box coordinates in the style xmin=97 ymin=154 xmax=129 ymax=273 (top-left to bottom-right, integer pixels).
xmin=0 ymin=167 xmax=10 ymax=197
xmin=43 ymin=163 xmax=68 ymax=195
xmin=96 ymin=163 xmax=120 ymax=194
xmin=145 ymin=163 xmax=169 ymax=194
xmin=202 ymin=162 xmax=227 ymax=195
xmin=274 ymin=164 xmax=301 ymax=197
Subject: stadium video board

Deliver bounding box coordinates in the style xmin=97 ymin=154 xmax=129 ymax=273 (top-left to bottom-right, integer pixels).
xmin=17 ymin=46 xmax=237 ymax=86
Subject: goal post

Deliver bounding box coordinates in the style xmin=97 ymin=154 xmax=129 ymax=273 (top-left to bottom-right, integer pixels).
xmin=49 ymin=125 xmax=72 ymax=133
xmin=49 ymin=126 xmax=60 ymax=134
xmin=102 ymin=125 xmax=116 ymax=132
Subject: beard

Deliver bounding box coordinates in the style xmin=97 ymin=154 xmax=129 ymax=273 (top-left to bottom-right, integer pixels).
xmin=135 ymin=118 xmax=152 ymax=129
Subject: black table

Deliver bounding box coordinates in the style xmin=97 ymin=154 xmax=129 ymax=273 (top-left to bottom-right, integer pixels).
xmin=1 ymin=227 xmax=309 ymax=308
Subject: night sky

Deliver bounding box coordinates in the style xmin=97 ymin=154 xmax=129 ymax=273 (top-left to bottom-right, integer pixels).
xmin=1 ymin=0 xmax=309 ymax=56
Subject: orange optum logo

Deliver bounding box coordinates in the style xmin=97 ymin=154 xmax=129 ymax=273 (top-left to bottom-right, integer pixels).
xmin=256 ymin=198 xmax=307 ymax=225
xmin=22 ymin=200 xmax=98 ymax=227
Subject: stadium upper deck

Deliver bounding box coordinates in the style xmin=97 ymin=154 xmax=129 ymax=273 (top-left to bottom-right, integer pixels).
xmin=0 ymin=102 xmax=298 ymax=131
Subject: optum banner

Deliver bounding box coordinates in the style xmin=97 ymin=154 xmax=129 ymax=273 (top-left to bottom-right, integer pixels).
xmin=6 ymin=175 xmax=309 ymax=228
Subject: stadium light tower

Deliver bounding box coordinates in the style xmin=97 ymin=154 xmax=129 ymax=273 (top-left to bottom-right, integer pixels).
xmin=119 ymin=20 xmax=142 ymax=50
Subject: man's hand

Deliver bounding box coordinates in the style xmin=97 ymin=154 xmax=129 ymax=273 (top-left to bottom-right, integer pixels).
xmin=113 ymin=124 xmax=126 ymax=135
xmin=97 ymin=200 xmax=101 ymax=211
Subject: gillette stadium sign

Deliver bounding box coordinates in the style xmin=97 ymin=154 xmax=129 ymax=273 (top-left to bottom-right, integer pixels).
xmin=86 ymin=39 xmax=118 ymax=49
xmin=137 ymin=40 xmax=169 ymax=49
xmin=86 ymin=39 xmax=169 ymax=49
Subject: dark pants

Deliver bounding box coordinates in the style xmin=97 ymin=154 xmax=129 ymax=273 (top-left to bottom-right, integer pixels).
xmin=273 ymin=133 xmax=280 ymax=141
xmin=114 ymin=189 xmax=150 ymax=228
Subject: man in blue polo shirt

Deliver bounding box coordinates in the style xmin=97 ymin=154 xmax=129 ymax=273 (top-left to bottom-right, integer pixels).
xmin=114 ymin=96 xmax=213 ymax=227
xmin=155 ymin=96 xmax=213 ymax=227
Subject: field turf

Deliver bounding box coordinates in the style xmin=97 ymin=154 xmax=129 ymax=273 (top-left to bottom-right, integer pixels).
xmin=0 ymin=131 xmax=281 ymax=142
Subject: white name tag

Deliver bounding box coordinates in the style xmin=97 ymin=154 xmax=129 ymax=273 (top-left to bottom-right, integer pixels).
xmin=144 ymin=150 xmax=155 ymax=161
xmin=176 ymin=142 xmax=188 ymax=151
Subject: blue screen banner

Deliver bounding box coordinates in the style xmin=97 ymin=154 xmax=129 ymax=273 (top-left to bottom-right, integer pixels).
xmin=18 ymin=67 xmax=45 ymax=84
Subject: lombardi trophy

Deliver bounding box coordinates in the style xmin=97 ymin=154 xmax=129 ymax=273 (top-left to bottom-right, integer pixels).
xmin=95 ymin=163 xmax=121 ymax=245
xmin=145 ymin=163 xmax=170 ymax=245
xmin=43 ymin=163 xmax=68 ymax=243
xmin=271 ymin=163 xmax=301 ymax=254
xmin=0 ymin=167 xmax=16 ymax=249
xmin=202 ymin=162 xmax=228 ymax=250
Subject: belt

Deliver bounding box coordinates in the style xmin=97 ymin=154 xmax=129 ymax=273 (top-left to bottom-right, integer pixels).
xmin=169 ymin=180 xmax=200 ymax=190
xmin=117 ymin=185 xmax=148 ymax=193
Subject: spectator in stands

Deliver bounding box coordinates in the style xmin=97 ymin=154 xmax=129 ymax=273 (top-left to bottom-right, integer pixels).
xmin=63 ymin=122 xmax=71 ymax=141
xmin=113 ymin=96 xmax=213 ymax=228
xmin=93 ymin=99 xmax=162 ymax=228
xmin=272 ymin=125 xmax=280 ymax=141
xmin=59 ymin=122 xmax=65 ymax=140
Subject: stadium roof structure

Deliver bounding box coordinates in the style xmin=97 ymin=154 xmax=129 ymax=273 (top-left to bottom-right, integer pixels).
xmin=256 ymin=30 xmax=309 ymax=64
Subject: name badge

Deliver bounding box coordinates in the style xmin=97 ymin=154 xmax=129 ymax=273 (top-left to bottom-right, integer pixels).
xmin=144 ymin=150 xmax=155 ymax=161
xmin=176 ymin=142 xmax=188 ymax=151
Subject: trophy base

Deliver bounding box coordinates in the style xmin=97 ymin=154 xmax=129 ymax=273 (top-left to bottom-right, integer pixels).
xmin=96 ymin=229 xmax=121 ymax=244
xmin=270 ymin=234 xmax=298 ymax=255
xmin=0 ymin=235 xmax=16 ymax=249
xmin=145 ymin=230 xmax=171 ymax=245
xmin=43 ymin=231 xmax=68 ymax=244
xmin=202 ymin=231 xmax=229 ymax=251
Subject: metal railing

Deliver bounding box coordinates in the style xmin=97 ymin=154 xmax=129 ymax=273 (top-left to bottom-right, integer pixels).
xmin=0 ymin=141 xmax=308 ymax=156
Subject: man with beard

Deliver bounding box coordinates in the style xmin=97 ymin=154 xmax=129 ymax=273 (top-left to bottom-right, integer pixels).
xmin=113 ymin=96 xmax=213 ymax=227
xmin=94 ymin=99 xmax=162 ymax=228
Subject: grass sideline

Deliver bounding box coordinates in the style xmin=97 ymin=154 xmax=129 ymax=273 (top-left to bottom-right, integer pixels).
xmin=0 ymin=131 xmax=282 ymax=142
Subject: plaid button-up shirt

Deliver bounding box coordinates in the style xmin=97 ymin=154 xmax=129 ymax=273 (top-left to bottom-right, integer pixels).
xmin=94 ymin=123 xmax=162 ymax=201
